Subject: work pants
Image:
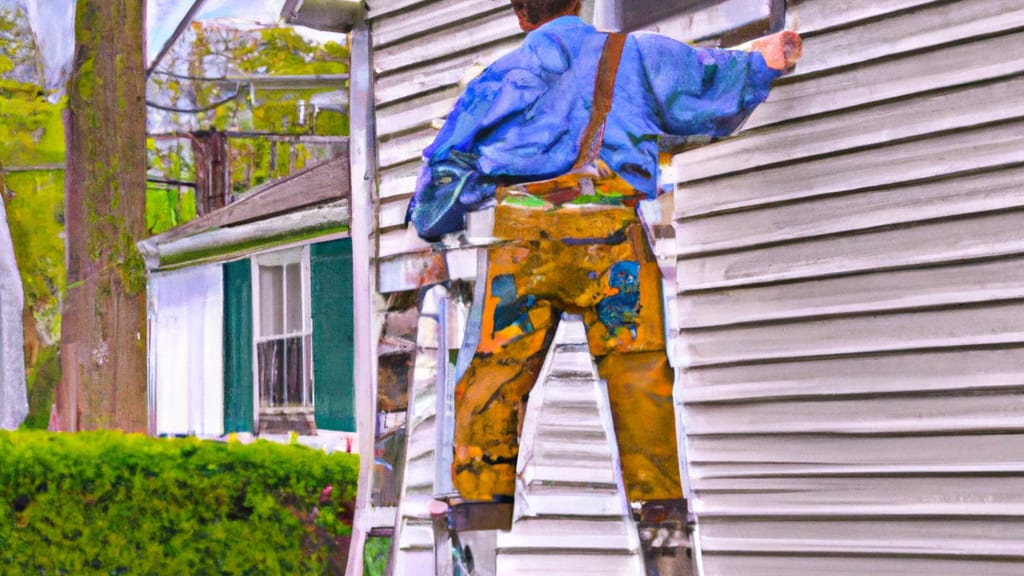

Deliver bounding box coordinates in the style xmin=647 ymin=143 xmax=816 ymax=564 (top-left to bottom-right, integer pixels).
xmin=452 ymin=202 xmax=683 ymax=504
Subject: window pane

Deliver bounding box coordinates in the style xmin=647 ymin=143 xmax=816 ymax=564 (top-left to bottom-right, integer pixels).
xmin=258 ymin=340 xmax=284 ymax=407
xmin=259 ymin=265 xmax=284 ymax=336
xmin=285 ymin=336 xmax=304 ymax=407
xmin=285 ymin=262 xmax=303 ymax=333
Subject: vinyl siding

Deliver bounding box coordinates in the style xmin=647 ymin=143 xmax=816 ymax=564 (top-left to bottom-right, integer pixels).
xmin=669 ymin=0 xmax=1024 ymax=573
xmin=367 ymin=0 xmax=523 ymax=293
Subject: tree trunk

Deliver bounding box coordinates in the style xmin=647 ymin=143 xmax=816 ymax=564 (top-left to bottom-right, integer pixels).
xmin=58 ymin=0 xmax=147 ymax=432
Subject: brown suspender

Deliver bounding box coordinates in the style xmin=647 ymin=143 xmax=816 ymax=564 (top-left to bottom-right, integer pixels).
xmin=504 ymin=32 xmax=628 ymax=205
xmin=573 ymin=32 xmax=627 ymax=170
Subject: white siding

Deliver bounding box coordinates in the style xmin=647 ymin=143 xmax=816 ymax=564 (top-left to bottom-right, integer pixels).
xmin=367 ymin=0 xmax=524 ymax=292
xmin=148 ymin=265 xmax=224 ymax=436
xmin=670 ymin=0 xmax=1024 ymax=573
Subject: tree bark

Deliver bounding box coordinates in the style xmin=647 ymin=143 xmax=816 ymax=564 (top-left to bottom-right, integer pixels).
xmin=59 ymin=0 xmax=147 ymax=432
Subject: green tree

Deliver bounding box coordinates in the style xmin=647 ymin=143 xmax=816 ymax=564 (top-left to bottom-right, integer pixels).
xmin=146 ymin=22 xmax=350 ymax=232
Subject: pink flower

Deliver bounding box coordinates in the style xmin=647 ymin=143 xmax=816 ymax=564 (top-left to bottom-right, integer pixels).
xmin=319 ymin=485 xmax=333 ymax=503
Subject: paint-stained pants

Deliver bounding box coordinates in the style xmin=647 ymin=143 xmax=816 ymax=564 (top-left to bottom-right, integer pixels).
xmin=453 ymin=202 xmax=682 ymax=503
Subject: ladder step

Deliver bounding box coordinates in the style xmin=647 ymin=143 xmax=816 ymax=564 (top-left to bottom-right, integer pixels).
xmin=498 ymin=517 xmax=639 ymax=553
xmin=497 ymin=552 xmax=644 ymax=575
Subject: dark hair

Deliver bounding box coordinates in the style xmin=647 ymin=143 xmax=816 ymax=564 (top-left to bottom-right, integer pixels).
xmin=511 ymin=0 xmax=579 ymax=26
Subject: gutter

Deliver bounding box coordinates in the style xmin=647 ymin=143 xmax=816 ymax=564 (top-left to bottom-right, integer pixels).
xmin=138 ymin=201 xmax=350 ymax=271
xmin=280 ymin=0 xmax=366 ymax=32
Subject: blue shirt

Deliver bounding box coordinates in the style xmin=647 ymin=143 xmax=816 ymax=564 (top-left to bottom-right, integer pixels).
xmin=408 ymin=15 xmax=780 ymax=240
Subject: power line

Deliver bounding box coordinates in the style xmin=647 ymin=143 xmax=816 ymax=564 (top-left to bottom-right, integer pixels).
xmin=145 ymin=88 xmax=242 ymax=114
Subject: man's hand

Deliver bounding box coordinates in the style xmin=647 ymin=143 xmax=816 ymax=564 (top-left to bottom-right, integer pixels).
xmin=748 ymin=30 xmax=803 ymax=72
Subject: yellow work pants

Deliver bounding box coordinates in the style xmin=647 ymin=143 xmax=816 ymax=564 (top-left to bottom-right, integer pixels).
xmin=452 ymin=202 xmax=682 ymax=503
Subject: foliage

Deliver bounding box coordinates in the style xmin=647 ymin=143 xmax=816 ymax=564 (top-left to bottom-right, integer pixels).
xmin=0 ymin=430 xmax=359 ymax=575
xmin=0 ymin=10 xmax=64 ymax=420
xmin=3 ymin=170 xmax=65 ymax=339
xmin=147 ymin=22 xmax=350 ymax=136
xmin=145 ymin=137 xmax=197 ymax=235
xmin=363 ymin=535 xmax=393 ymax=576
xmin=146 ymin=22 xmax=351 ymax=232
xmin=20 ymin=345 xmax=59 ymax=430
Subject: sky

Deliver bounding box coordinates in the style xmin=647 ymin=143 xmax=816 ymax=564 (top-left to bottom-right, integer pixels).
xmin=2 ymin=0 xmax=344 ymax=94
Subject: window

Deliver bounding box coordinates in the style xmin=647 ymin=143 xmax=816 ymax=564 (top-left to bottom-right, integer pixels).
xmin=253 ymin=247 xmax=313 ymax=414
xmin=222 ymin=238 xmax=355 ymax=436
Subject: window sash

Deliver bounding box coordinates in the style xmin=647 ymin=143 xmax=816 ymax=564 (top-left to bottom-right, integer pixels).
xmin=252 ymin=246 xmax=313 ymax=411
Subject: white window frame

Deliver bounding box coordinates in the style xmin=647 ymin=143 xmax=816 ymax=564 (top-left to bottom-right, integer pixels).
xmin=250 ymin=246 xmax=314 ymax=428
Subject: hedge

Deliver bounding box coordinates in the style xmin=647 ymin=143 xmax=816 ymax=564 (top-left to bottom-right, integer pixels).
xmin=0 ymin=431 xmax=359 ymax=575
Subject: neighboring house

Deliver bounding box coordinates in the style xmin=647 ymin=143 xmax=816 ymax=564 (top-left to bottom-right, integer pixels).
xmin=345 ymin=0 xmax=1024 ymax=575
xmin=138 ymin=155 xmax=357 ymax=441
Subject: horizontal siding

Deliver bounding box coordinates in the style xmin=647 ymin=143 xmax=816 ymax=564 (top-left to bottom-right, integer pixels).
xmin=375 ymin=39 xmax=522 ymax=107
xmin=680 ymin=347 xmax=1024 ymax=404
xmin=743 ymin=28 xmax=1024 ymax=131
xmin=681 ymin=302 xmax=1024 ymax=367
xmin=791 ymin=0 xmax=1024 ymax=77
xmin=787 ymin=0 xmax=942 ymax=35
xmin=677 ymin=206 xmax=1024 ymax=290
xmin=497 ymin=317 xmax=643 ymax=574
xmin=687 ymin=433 xmax=1024 ymax=474
xmin=686 ymin=390 xmax=1024 ymax=435
xmin=701 ymin=555 xmax=1024 ymax=576
xmin=672 ymin=0 xmax=1024 ymax=572
xmin=369 ymin=1 xmax=522 ymax=287
xmin=676 ymin=73 xmax=1024 ymax=188
xmin=676 ymin=118 xmax=1024 ymax=219
xmin=675 ymin=165 xmax=1024 ymax=258
xmin=369 ymin=0 xmax=508 ymax=49
xmin=700 ymin=518 xmax=1024 ymax=556
xmin=391 ymin=289 xmax=442 ymax=575
xmin=677 ymin=253 xmax=1024 ymax=329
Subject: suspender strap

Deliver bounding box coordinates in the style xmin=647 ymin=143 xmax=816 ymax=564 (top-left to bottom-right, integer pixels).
xmin=573 ymin=32 xmax=627 ymax=170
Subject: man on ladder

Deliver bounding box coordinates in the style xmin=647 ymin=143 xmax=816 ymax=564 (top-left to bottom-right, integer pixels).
xmin=408 ymin=0 xmax=802 ymax=538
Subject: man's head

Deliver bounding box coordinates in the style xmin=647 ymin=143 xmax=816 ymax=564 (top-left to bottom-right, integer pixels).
xmin=510 ymin=0 xmax=581 ymax=32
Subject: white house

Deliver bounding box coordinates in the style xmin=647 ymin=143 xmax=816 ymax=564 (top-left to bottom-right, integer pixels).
xmin=343 ymin=0 xmax=1024 ymax=574
xmin=139 ymin=155 xmax=357 ymax=445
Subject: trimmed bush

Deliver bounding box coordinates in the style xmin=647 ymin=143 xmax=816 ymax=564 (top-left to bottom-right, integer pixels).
xmin=0 ymin=430 xmax=359 ymax=575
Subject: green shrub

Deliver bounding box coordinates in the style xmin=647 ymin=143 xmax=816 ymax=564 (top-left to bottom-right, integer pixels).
xmin=0 ymin=431 xmax=359 ymax=575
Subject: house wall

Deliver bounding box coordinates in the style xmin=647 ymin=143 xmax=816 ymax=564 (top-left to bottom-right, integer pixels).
xmin=669 ymin=0 xmax=1024 ymax=573
xmin=148 ymin=264 xmax=224 ymax=437
xmin=149 ymin=238 xmax=356 ymax=437
xmin=366 ymin=0 xmax=525 ymax=293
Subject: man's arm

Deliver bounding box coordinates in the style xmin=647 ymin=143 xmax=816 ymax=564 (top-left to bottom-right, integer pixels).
xmin=635 ymin=34 xmax=781 ymax=138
